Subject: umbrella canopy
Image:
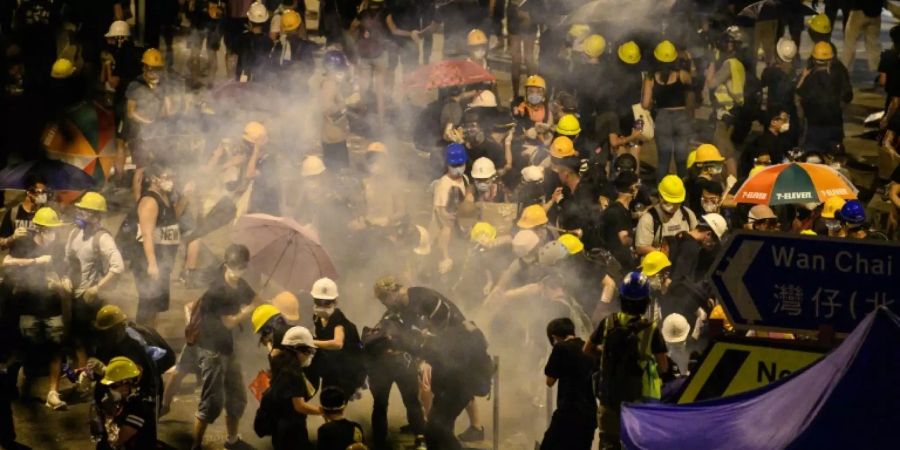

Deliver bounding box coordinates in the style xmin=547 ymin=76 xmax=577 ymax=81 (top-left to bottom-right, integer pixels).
xmin=231 ymin=214 xmax=338 ymax=294
xmin=0 ymin=159 xmax=96 ymax=191
xmin=42 ymin=100 xmax=117 ymax=183
xmin=734 ymin=162 xmax=857 ymax=206
xmin=406 ymin=60 xmax=496 ymax=89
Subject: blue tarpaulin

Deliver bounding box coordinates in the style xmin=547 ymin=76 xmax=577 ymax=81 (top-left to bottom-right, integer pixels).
xmin=621 ymin=307 xmax=900 ymax=450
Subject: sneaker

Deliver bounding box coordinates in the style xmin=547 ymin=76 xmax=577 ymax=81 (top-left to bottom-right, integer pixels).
xmin=45 ymin=390 xmax=67 ymax=410
xmin=457 ymin=426 xmax=484 ymax=442
xmin=223 ymin=437 xmax=250 ymax=450
xmin=414 ymin=435 xmax=427 ymax=450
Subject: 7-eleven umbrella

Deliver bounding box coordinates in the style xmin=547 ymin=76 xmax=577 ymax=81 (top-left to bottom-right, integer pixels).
xmin=734 ymin=162 xmax=857 ymax=205
xmin=405 ymin=60 xmax=496 ymax=89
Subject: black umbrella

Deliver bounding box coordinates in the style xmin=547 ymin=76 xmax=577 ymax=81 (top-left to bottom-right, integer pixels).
xmin=0 ymin=159 xmax=96 ymax=191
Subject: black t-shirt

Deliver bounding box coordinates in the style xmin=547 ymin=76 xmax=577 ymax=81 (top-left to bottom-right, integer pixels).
xmin=94 ymin=329 xmax=161 ymax=399
xmin=797 ymin=67 xmax=852 ymax=127
xmin=93 ymin=387 xmax=157 ymax=450
xmin=545 ymin=338 xmax=597 ymax=413
xmin=402 ymin=287 xmax=465 ymax=330
xmin=387 ymin=0 xmax=434 ymax=32
xmin=466 ymin=139 xmax=506 ymax=177
xmin=0 ymin=203 xmax=36 ymax=238
xmin=761 ymin=66 xmax=796 ymax=114
xmin=316 ymin=418 xmax=364 ymax=450
xmin=668 ymin=232 xmax=702 ymax=283
xmin=555 ymin=181 xmax=599 ymax=235
xmin=879 ymin=50 xmax=900 ymax=99
xmin=196 ymin=271 xmax=256 ymax=354
xmin=602 ymin=202 xmax=636 ymax=269
xmin=8 ymin=237 xmax=64 ymax=317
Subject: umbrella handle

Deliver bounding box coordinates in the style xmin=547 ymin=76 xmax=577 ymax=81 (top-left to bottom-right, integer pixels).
xmin=260 ymin=234 xmax=293 ymax=291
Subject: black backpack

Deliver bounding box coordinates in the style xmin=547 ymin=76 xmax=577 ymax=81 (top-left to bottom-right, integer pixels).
xmin=253 ymin=387 xmax=276 ymax=437
xmin=114 ymin=210 xmax=141 ymax=267
xmin=597 ymin=314 xmax=654 ymax=407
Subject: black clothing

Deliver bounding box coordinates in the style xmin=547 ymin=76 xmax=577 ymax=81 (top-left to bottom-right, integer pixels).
xmin=651 ymin=73 xmax=688 ymax=109
xmin=196 ymin=271 xmax=255 ymax=355
xmin=601 ymin=202 xmax=636 ymax=270
xmin=668 ymin=232 xmax=704 ymax=283
xmin=316 ymin=418 xmax=364 ymax=450
xmin=892 ymin=164 xmax=900 ymax=184
xmin=312 ymin=309 xmax=365 ymax=395
xmin=247 ymin=151 xmax=283 ymax=216
xmin=133 ymin=190 xmax=179 ymax=321
xmin=237 ymin=31 xmax=274 ymax=81
xmin=465 ymin=139 xmax=506 ymax=178
xmin=544 ymin=338 xmax=596 ymax=414
xmin=0 ymin=203 xmax=35 ymax=238
xmin=92 ymin=386 xmax=157 ymax=450
xmin=368 ymin=352 xmax=425 ymax=450
xmin=94 ymin=328 xmax=161 ymax=402
xmin=879 ymin=49 xmax=900 ymax=102
xmin=852 ymin=0 xmax=883 ymax=17
xmin=269 ymin=365 xmax=313 ymax=450
xmin=553 ymin=181 xmax=600 ymax=246
xmin=400 ymin=287 xmax=465 ymax=330
xmin=797 ymin=65 xmax=852 ymax=127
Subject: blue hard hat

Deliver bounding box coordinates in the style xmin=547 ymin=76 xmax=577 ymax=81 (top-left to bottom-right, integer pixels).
xmin=445 ymin=143 xmax=468 ymax=166
xmin=838 ymin=199 xmax=866 ymax=225
xmin=323 ymin=50 xmax=349 ymax=71
xmin=619 ymin=271 xmax=650 ymax=301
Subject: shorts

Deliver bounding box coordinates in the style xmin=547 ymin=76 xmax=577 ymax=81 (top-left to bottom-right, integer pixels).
xmin=196 ymin=348 xmax=247 ymax=423
xmin=19 ymin=315 xmax=64 ymax=348
xmin=175 ymin=343 xmax=201 ymax=374
xmin=223 ymin=18 xmax=246 ymax=53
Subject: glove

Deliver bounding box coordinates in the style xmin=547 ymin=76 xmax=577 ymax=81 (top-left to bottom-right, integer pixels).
xmin=12 ymin=227 xmax=28 ymax=239
xmin=33 ymin=255 xmax=52 ymax=265
xmin=438 ymin=258 xmax=454 ymax=274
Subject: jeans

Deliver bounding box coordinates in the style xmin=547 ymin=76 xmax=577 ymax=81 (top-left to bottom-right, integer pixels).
xmin=654 ymin=108 xmax=692 ymax=180
xmin=195 ymin=348 xmax=247 ymax=423
xmin=369 ymin=354 xmax=426 ymax=449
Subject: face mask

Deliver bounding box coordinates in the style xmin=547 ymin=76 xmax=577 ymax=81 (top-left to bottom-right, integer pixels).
xmin=649 ymin=275 xmax=663 ymax=291
xmin=33 ymin=193 xmax=48 ymax=205
xmin=300 ymin=353 xmax=313 ymax=367
xmin=527 ymin=94 xmax=544 ymax=105
xmin=40 ymin=230 xmax=57 ymax=243
xmin=158 ymin=179 xmax=174 ymax=192
xmin=465 ymin=130 xmax=485 ymax=144
xmin=449 ymin=166 xmax=466 ymax=177
xmin=660 ymin=203 xmax=677 ymax=214
xmin=314 ymin=306 xmax=335 ymax=318
xmin=472 ymin=49 xmax=486 ymax=59
xmin=706 ymin=165 xmax=723 ymax=176
xmin=225 ymin=267 xmax=245 ymax=283
xmin=475 ymin=181 xmax=491 ymax=192
xmin=75 ymin=217 xmax=88 ymax=229
xmin=779 ymin=122 xmax=790 ymax=133
xmin=806 ymin=157 xmax=822 ymax=165
xmin=702 ymin=200 xmax=719 ymax=213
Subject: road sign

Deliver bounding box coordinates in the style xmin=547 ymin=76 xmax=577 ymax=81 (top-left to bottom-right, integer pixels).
xmin=710 ymin=231 xmax=900 ymax=334
xmin=678 ymin=339 xmax=825 ymax=404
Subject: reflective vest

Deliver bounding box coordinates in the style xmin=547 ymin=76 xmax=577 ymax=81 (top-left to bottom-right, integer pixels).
xmin=713 ymin=57 xmax=745 ymax=111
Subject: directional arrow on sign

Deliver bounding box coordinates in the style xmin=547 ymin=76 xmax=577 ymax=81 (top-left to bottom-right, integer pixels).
xmin=720 ymin=239 xmax=764 ymax=324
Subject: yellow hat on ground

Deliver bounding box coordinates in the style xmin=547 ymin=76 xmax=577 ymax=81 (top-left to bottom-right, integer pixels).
xmin=517 ymin=205 xmax=548 ymax=229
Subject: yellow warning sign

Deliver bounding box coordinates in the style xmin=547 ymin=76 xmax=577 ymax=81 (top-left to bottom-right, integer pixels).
xmin=678 ymin=340 xmax=824 ymax=404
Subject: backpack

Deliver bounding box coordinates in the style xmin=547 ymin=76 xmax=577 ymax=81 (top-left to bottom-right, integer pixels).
xmin=114 ymin=210 xmax=141 ymax=266
xmin=253 ymin=387 xmax=276 ymax=437
xmin=184 ymin=297 xmax=204 ymax=346
xmin=597 ymin=314 xmax=662 ymax=407
xmin=66 ymin=228 xmax=112 ymax=289
xmin=648 ymin=205 xmax=694 ymax=255
xmin=127 ymin=323 xmax=176 ymax=374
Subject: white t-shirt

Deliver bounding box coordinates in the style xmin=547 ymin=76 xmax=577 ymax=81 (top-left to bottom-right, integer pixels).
xmin=432 ymin=174 xmax=467 ymax=209
xmin=65 ymin=229 xmax=125 ymax=296
xmin=634 ymin=204 xmax=698 ymax=249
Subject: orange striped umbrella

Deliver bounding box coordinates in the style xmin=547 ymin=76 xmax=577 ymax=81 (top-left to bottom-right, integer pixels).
xmin=734 ymin=162 xmax=857 ymax=205
xmin=406 ymin=59 xmax=496 ymax=89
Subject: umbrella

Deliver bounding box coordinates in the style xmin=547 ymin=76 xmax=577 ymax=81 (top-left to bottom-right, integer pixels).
xmin=405 ymin=60 xmax=496 ymax=89
xmin=0 ymin=159 xmax=96 ymax=191
xmin=738 ymin=0 xmax=816 ymax=20
xmin=231 ymin=213 xmax=338 ymax=294
xmin=42 ymin=100 xmax=117 ymax=183
xmin=734 ymin=162 xmax=857 ymax=206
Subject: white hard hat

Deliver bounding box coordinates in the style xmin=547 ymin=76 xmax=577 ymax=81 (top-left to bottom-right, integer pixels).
xmin=301 ymin=155 xmax=326 ymax=176
xmin=776 ymin=37 xmax=797 ymax=62
xmin=247 ymin=1 xmax=270 ymax=23
xmin=512 ymin=230 xmax=540 ymax=258
xmin=281 ymin=326 xmax=317 ymax=348
xmin=413 ymin=225 xmax=431 ymax=256
xmin=105 ymin=20 xmax=130 ymax=38
xmin=521 ymin=165 xmax=544 ymax=182
xmin=469 ymin=90 xmax=497 ymax=108
xmin=661 ymin=314 xmax=690 ymax=343
xmin=702 ymin=213 xmax=728 ymax=240
xmin=311 ymin=277 xmax=339 ymax=300
xmin=471 ymin=157 xmax=497 ymax=179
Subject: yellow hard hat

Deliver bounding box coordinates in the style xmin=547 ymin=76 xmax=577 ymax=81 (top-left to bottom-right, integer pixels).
xmin=252 ymin=304 xmax=281 ymax=333
xmin=75 ymin=192 xmax=108 ymax=212
xmin=583 ymin=34 xmax=606 ymax=58
xmin=568 ymin=24 xmax=590 ymax=40
xmin=141 ymin=48 xmax=165 ymax=67
xmin=709 ymin=304 xmax=734 ymax=331
xmin=641 ymin=251 xmax=672 ymax=277
xmin=32 ymin=207 xmax=64 ymax=228
xmin=749 ymin=165 xmax=767 ymax=177
xmin=812 ymin=41 xmax=834 ymax=60
xmin=556 ymin=114 xmax=581 ymax=136
xmin=100 ymin=356 xmax=142 ymax=386
xmin=686 ymin=150 xmax=697 ymax=169
xmin=618 ymin=41 xmax=641 ymax=65
xmin=525 ymin=75 xmax=546 ymax=90
xmin=808 ymin=13 xmax=832 ymax=34
xmin=367 ymin=141 xmax=387 ymax=153
xmin=243 ymin=121 xmax=268 ymax=145
xmin=658 ymin=175 xmax=686 ymax=203
xmin=558 ymin=234 xmax=584 ymax=255
xmin=50 ymin=58 xmax=76 ymax=79
xmin=517 ymin=205 xmax=548 ymax=229
xmin=694 ymin=144 xmax=725 ymax=163
xmin=654 ymin=40 xmax=677 ymax=63
xmin=800 ymin=229 xmax=817 ymax=236
xmin=821 ymin=196 xmax=847 ymax=219
xmin=550 ymin=136 xmax=576 ymax=158
xmin=281 ymin=10 xmax=302 ymax=32
xmin=94 ymin=305 xmax=127 ymax=330
xmin=467 ymin=29 xmax=488 ymax=46
xmin=470 ymin=222 xmax=497 ymax=244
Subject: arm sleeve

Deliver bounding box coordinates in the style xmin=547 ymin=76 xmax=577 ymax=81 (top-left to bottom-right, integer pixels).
xmin=706 ymin=63 xmax=732 ymax=89
xmin=544 ymin=344 xmax=566 ymax=378
xmin=670 ymin=240 xmax=700 ymax=282
xmin=634 ymin=213 xmax=654 ymax=248
xmin=99 ymin=233 xmax=125 ymax=275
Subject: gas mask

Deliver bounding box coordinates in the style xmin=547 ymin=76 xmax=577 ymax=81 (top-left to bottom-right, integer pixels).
xmin=527 ymin=94 xmax=544 ymax=105
xmin=449 ymin=165 xmax=466 ymax=177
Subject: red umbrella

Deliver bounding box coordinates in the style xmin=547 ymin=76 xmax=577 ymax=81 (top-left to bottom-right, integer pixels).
xmin=405 ymin=59 xmax=496 ymax=89
xmin=231 ymin=214 xmax=338 ymax=294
